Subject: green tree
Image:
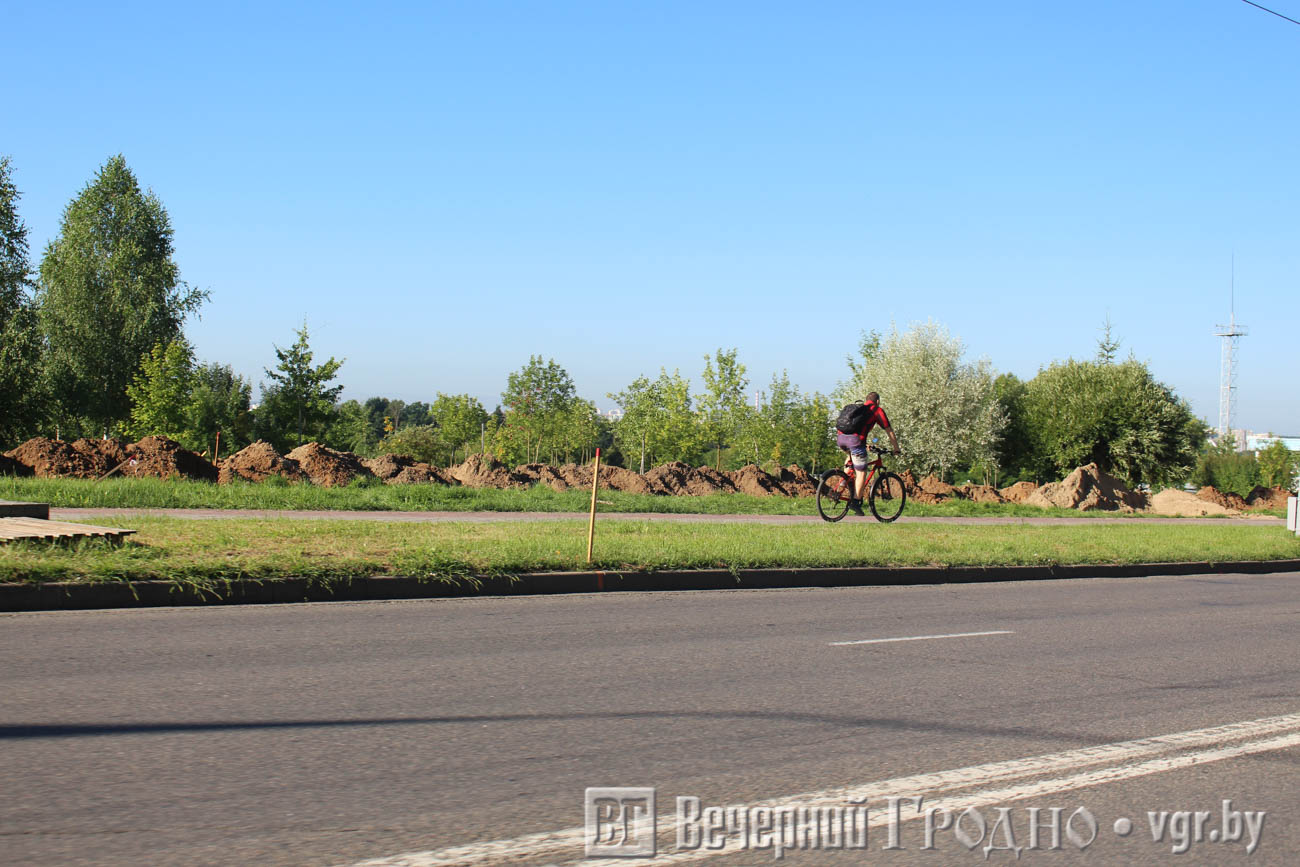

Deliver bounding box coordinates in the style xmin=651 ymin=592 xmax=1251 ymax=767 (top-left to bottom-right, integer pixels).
xmin=698 ymin=348 xmax=750 ymax=471
xmin=125 ymin=339 xmax=195 ymax=441
xmin=37 ymin=155 xmax=206 ymax=436
xmin=260 ymin=323 xmax=344 ymax=448
xmin=326 ymin=399 xmax=376 ymax=456
xmin=430 ymin=392 xmax=489 ymax=466
xmin=609 ymin=369 xmax=701 ymax=470
xmin=186 ymin=362 xmax=253 ymax=457
xmin=837 ymin=321 xmax=1004 ymax=479
xmin=991 ymin=373 xmax=1033 ymax=483
xmin=501 ymin=356 xmax=579 ymax=463
xmin=1256 ymin=438 xmax=1298 ymax=491
xmin=1193 ymin=439 xmax=1258 ymax=497
xmin=0 ymin=156 xmax=44 ymax=445
xmin=1024 ymin=357 xmax=1203 ymax=487
xmin=379 ymin=424 xmax=440 ymax=464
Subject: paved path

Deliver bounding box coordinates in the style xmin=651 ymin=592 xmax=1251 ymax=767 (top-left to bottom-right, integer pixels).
xmin=3 ymin=571 xmax=1298 ymax=865
xmin=49 ymin=506 xmax=1285 ymax=526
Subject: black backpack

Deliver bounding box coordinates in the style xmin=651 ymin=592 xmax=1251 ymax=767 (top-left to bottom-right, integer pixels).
xmin=835 ymin=401 xmax=874 ymax=434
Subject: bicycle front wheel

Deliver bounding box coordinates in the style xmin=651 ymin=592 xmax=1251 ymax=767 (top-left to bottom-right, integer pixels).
xmin=868 ymin=471 xmax=907 ymax=523
xmin=816 ymin=470 xmax=852 ymax=522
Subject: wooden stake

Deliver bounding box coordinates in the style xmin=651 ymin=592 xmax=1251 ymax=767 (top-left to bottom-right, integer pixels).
xmin=214 ymin=430 xmax=222 ymax=464
xmin=586 ymin=448 xmax=601 ymax=564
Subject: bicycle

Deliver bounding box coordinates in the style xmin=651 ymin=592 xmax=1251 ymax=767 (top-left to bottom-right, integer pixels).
xmin=816 ymin=443 xmax=907 ymax=523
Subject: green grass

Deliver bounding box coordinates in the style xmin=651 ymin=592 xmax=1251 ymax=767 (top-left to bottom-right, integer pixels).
xmin=3 ymin=518 xmax=1297 ymax=594
xmin=0 ymin=475 xmax=1200 ymax=519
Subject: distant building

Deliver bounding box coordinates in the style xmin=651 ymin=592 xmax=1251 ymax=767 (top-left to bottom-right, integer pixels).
xmin=1243 ymin=432 xmax=1300 ymax=453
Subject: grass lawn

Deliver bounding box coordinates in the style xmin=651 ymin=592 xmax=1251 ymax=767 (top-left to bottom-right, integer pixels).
xmin=5 ymin=476 xmax=1278 ymax=518
xmin=3 ymin=518 xmax=1297 ymax=593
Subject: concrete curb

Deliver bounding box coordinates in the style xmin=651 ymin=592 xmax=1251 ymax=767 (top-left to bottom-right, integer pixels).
xmin=3 ymin=559 xmax=1299 ymax=612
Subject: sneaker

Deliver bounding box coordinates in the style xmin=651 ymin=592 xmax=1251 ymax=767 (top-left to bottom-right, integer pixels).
xmin=848 ymin=499 xmax=865 ymax=517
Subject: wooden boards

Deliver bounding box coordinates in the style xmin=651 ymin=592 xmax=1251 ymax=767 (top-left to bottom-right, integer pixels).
xmin=0 ymin=517 xmax=135 ymax=545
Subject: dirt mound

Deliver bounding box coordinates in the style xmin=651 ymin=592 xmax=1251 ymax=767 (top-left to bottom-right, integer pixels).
xmin=1149 ymin=488 xmax=1238 ymax=517
xmin=1196 ymin=486 xmax=1249 ymax=511
xmin=900 ymin=471 xmax=954 ymax=505
xmin=0 ymin=453 xmax=32 ymax=476
xmin=450 ymin=454 xmax=530 ymax=489
xmin=285 ymin=443 xmax=372 ymax=487
xmin=1024 ymin=463 xmax=1145 ymax=512
xmin=728 ymin=464 xmax=789 ymax=497
xmin=121 ymin=436 xmax=217 ymax=482
xmin=220 ymin=441 xmax=306 ymax=484
xmin=642 ymin=461 xmax=735 ymax=496
xmin=999 ymin=481 xmax=1038 ymax=503
xmin=957 ymin=484 xmax=1006 ymax=504
xmin=4 ymin=437 xmax=98 ymax=478
xmin=71 ymin=438 xmax=132 ymax=475
xmin=546 ymin=461 xmax=654 ymax=494
xmin=1245 ymin=486 xmax=1292 ymax=510
xmin=776 ymin=465 xmax=818 ymax=498
xmin=363 ymin=453 xmax=458 ymax=486
xmin=513 ymin=463 xmax=570 ymax=492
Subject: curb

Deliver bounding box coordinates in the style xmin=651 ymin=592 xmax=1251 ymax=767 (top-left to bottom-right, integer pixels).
xmin=3 ymin=559 xmax=1299 ymax=612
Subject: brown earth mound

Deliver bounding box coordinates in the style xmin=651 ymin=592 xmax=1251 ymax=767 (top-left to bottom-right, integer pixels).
xmin=1149 ymin=488 xmax=1238 ymax=517
xmin=71 ymin=438 xmax=132 ymax=476
xmin=513 ymin=463 xmax=570 ymax=492
xmin=121 ymin=436 xmax=218 ymax=482
xmin=4 ymin=437 xmax=98 ymax=478
xmin=547 ymin=461 xmax=655 ymax=494
xmin=1246 ymin=486 xmax=1292 ymax=510
xmin=1024 ymin=463 xmax=1146 ymax=512
xmin=0 ymin=453 xmax=32 ymax=477
xmin=363 ymin=454 xmax=458 ymax=486
xmin=220 ymin=441 xmax=306 ymax=484
xmin=286 ymin=443 xmax=372 ymax=487
xmin=776 ymin=465 xmax=818 ymax=498
xmin=901 ymin=472 xmax=954 ymax=505
xmin=728 ymin=464 xmax=789 ymax=497
xmin=1196 ymin=486 xmax=1249 ymax=511
xmin=957 ymin=484 xmax=1007 ymax=504
xmin=450 ymin=454 xmax=530 ymax=489
xmin=642 ymin=461 xmax=737 ymax=496
xmin=999 ymin=481 xmax=1038 ymax=503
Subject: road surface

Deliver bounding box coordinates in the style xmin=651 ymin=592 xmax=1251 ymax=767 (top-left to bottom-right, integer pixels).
xmin=3 ymin=570 xmax=1298 ymax=865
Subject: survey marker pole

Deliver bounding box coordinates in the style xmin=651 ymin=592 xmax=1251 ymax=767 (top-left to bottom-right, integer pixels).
xmin=587 ymin=448 xmax=601 ymax=563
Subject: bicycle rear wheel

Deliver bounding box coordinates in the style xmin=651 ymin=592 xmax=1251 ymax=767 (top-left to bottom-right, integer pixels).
xmin=816 ymin=470 xmax=852 ymax=522
xmin=868 ymin=471 xmax=907 ymax=523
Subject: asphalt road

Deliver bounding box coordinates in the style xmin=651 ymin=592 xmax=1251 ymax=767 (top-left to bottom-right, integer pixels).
xmin=2 ymin=571 xmax=1298 ymax=866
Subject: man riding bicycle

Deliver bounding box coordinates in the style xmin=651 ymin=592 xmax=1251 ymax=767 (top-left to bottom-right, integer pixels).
xmin=835 ymin=392 xmax=900 ymax=516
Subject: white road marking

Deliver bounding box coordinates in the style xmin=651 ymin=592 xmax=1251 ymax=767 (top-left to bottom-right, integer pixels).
xmin=343 ymin=710 xmax=1300 ymax=867
xmin=829 ymin=630 xmax=1014 ymax=646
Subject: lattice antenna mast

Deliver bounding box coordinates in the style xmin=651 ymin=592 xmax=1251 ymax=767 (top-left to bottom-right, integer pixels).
xmin=1213 ymin=258 xmax=1248 ymax=438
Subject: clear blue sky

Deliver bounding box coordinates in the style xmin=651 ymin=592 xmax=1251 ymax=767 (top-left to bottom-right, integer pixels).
xmin=8 ymin=0 xmax=1298 ymax=432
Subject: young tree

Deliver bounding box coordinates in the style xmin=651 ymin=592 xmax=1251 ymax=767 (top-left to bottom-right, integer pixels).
xmin=186 ymin=362 xmax=253 ymax=456
xmin=430 ymin=392 xmax=489 ymax=466
xmin=698 ymin=348 xmax=750 ymax=471
xmin=125 ymin=339 xmax=195 ymax=442
xmin=502 ymin=356 xmax=579 ymax=463
xmin=261 ymin=323 xmax=344 ymax=448
xmin=326 ymin=399 xmax=375 ymax=456
xmin=609 ymin=369 xmax=700 ymax=470
xmin=838 ymin=321 xmax=1004 ymax=479
xmin=1254 ymin=438 xmax=1296 ymax=491
xmin=0 ymin=156 xmax=44 ymax=444
xmin=991 ymin=373 xmax=1033 ymax=483
xmin=1193 ymin=439 xmax=1259 ymax=497
xmin=37 ymin=155 xmax=207 ymax=436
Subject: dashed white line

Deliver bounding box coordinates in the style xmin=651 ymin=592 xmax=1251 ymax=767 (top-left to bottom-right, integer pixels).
xmin=829 ymin=630 xmax=1014 ymax=646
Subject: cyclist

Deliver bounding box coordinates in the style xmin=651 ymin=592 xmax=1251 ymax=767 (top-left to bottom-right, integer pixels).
xmin=836 ymin=392 xmax=900 ymax=516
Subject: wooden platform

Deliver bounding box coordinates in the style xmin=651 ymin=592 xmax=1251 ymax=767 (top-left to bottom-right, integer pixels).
xmin=0 ymin=500 xmax=50 ymax=519
xmin=0 ymin=517 xmax=136 ymax=545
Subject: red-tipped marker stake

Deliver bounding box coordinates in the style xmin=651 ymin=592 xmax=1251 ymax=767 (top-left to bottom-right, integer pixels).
xmin=587 ymin=448 xmax=601 ymax=565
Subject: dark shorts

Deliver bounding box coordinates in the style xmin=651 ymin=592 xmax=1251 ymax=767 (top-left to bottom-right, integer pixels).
xmin=836 ymin=432 xmax=868 ymax=470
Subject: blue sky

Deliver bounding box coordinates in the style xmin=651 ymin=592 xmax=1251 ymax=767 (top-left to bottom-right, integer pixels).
xmin=8 ymin=0 xmax=1298 ymax=432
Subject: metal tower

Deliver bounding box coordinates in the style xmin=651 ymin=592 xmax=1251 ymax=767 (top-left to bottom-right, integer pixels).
xmin=1213 ymin=268 xmax=1247 ymax=440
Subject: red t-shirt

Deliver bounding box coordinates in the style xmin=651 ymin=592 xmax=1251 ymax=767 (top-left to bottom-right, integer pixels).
xmin=852 ymin=401 xmax=890 ymax=438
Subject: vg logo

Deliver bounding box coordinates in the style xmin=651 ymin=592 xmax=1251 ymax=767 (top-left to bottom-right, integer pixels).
xmin=585 ymin=787 xmax=657 ymax=857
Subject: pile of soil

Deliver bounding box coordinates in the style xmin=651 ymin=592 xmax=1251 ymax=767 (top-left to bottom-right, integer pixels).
xmin=642 ymin=461 xmax=737 ymax=496
xmin=4 ymin=437 xmax=99 ymax=478
xmin=901 ymin=472 xmax=956 ymax=505
xmin=286 ymin=443 xmax=373 ymax=487
xmin=120 ymin=436 xmax=218 ymax=482
xmin=998 ymin=481 xmax=1039 ymax=503
xmin=728 ymin=464 xmax=790 ymax=497
xmin=512 ymin=463 xmax=570 ymax=492
xmin=957 ymin=484 xmax=1007 ymax=504
xmin=450 ymin=454 xmax=531 ymax=490
xmin=1246 ymin=486 xmax=1292 ymax=510
xmin=0 ymin=453 xmax=31 ymax=477
xmin=1025 ymin=463 xmax=1146 ymax=512
xmin=1149 ymin=488 xmax=1238 ymax=517
xmin=1195 ymin=486 xmax=1249 ymax=511
xmin=220 ymin=441 xmax=307 ymax=485
xmin=363 ymin=454 xmax=459 ymax=486
xmin=776 ymin=465 xmax=818 ymax=498
xmin=71 ymin=438 xmax=132 ymax=476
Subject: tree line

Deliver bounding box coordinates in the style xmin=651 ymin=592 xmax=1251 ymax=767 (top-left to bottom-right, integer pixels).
xmin=3 ymin=154 xmax=1295 ymax=489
